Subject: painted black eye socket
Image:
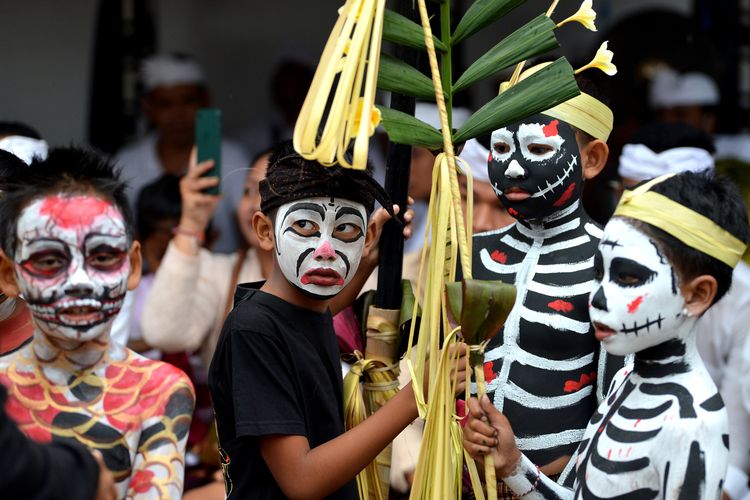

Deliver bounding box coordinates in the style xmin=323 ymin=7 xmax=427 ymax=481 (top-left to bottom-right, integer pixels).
xmin=609 ymin=257 xmax=656 ymax=287
xmin=493 ymin=142 xmax=511 ymax=155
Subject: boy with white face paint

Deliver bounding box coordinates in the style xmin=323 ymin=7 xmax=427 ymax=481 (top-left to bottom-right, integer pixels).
xmin=0 ymin=147 xmax=195 ymax=499
xmin=464 ymin=171 xmax=749 ymax=499
xmin=273 ymin=196 xmax=369 ymax=299
xmin=208 ymin=141 xmax=467 ymax=499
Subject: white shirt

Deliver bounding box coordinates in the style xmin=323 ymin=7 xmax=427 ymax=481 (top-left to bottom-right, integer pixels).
xmin=697 ymin=260 xmax=750 ymax=498
xmin=113 ymin=133 xmax=250 ymax=254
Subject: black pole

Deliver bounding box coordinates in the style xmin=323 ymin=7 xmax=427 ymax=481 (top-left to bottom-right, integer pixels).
xmin=375 ymin=0 xmax=419 ymax=309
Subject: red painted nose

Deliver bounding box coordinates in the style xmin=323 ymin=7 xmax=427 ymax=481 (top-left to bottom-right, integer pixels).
xmin=313 ymin=240 xmax=336 ymax=259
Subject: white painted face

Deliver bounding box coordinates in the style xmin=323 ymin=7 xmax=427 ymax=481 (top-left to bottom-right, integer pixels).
xmin=13 ymin=195 xmax=131 ymax=342
xmin=589 ymin=218 xmax=688 ymax=356
xmin=274 ymin=196 xmax=368 ymax=299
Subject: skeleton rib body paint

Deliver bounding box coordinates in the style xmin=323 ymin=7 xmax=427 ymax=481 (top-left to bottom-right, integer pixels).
xmin=13 ymin=195 xmax=129 ymax=341
xmin=0 ymin=194 xmax=195 ymax=498
xmin=499 ymin=217 xmax=729 ymax=499
xmin=473 ymin=114 xmax=625 ymax=471
xmin=274 ymin=196 xmax=367 ymax=299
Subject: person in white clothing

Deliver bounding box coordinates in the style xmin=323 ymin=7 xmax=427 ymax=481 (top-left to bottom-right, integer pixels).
xmin=114 ymin=53 xmax=249 ymax=254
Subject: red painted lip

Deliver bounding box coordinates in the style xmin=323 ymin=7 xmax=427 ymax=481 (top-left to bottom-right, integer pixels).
xmin=593 ymin=322 xmax=615 ymax=341
xmin=503 ymin=187 xmax=530 ymax=201
xmin=301 ymin=268 xmax=345 ymax=286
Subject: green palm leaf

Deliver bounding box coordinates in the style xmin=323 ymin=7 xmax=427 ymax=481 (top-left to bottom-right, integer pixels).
xmin=453 ymin=15 xmax=558 ymax=94
xmin=453 ymin=58 xmax=578 ymax=144
xmin=383 ymin=9 xmax=448 ymax=53
xmin=377 ymin=105 xmax=443 ymax=149
xmin=451 ymin=0 xmax=526 ymax=45
xmin=378 ymin=53 xmax=435 ymax=100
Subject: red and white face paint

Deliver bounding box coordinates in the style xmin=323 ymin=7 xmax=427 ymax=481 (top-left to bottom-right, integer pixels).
xmin=274 ymin=196 xmax=367 ymax=299
xmin=589 ymin=218 xmax=688 ymax=355
xmin=13 ymin=195 xmax=131 ymax=342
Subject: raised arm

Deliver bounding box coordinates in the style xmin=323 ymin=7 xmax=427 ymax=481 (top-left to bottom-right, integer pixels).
xmin=140 ymin=150 xmax=226 ymax=353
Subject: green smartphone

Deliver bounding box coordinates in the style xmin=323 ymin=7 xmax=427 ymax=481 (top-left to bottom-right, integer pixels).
xmin=196 ymin=108 xmax=222 ymax=195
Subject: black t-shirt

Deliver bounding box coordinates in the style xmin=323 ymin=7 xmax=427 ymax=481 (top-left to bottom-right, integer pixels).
xmin=208 ymin=282 xmax=358 ymax=499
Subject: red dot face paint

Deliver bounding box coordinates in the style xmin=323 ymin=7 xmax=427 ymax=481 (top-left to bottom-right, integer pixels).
xmin=542 ymin=119 xmax=559 ymax=138
xmin=627 ymin=295 xmax=645 ymax=314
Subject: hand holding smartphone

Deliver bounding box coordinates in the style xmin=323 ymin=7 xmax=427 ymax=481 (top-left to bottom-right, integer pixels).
xmin=195 ymin=108 xmax=222 ymax=195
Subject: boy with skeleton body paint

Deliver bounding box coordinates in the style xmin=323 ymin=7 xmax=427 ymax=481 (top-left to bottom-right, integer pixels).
xmin=464 ymin=171 xmax=748 ymax=499
xmin=207 ymin=142 xmax=467 ymax=499
xmin=471 ymin=65 xmax=624 ymax=482
xmin=0 ymin=148 xmax=195 ymax=499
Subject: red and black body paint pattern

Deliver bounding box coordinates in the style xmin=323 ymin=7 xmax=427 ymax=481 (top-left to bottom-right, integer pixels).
xmin=0 ymin=348 xmax=194 ymax=499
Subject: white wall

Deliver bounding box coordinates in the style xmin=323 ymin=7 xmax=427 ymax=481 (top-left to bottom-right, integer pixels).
xmin=0 ymin=0 xmax=98 ymax=146
xmin=0 ymin=0 xmax=692 ymax=147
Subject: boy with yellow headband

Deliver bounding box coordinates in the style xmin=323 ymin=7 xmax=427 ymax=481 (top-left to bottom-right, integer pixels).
xmin=470 ymin=66 xmax=624 ymax=490
xmin=464 ymin=170 xmax=748 ymax=498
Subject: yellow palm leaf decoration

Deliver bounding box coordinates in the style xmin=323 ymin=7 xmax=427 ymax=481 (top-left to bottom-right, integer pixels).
xmin=293 ymin=0 xmax=386 ymax=170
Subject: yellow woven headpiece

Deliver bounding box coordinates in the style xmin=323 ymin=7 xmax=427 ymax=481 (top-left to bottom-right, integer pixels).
xmin=500 ymin=62 xmax=614 ymax=141
xmin=613 ymin=174 xmax=747 ymax=268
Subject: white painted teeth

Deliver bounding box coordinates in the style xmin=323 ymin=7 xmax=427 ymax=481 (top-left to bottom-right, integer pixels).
xmin=532 ymin=159 xmax=576 ymax=199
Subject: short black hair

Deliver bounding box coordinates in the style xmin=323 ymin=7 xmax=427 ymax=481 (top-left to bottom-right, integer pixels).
xmin=0 ymin=146 xmax=134 ymax=259
xmin=0 ymin=150 xmax=27 ymax=190
xmin=136 ymin=174 xmax=182 ymax=241
xmin=0 ymin=121 xmax=42 ymax=140
xmin=629 ymin=121 xmax=715 ymax=154
xmin=623 ymin=171 xmax=749 ymax=305
xmin=260 ymin=140 xmax=391 ymax=217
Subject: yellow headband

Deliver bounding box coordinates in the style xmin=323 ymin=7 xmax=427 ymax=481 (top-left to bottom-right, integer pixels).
xmin=613 ymin=174 xmax=747 ymax=268
xmin=500 ymin=62 xmax=614 ymax=141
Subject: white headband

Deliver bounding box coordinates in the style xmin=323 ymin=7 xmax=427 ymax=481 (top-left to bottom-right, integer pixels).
xmin=618 ymin=144 xmax=714 ymax=181
xmin=0 ymin=135 xmax=48 ymax=164
xmin=649 ymin=68 xmax=719 ymax=109
xmin=458 ymin=138 xmax=490 ymax=184
xmin=141 ymin=55 xmax=206 ymax=92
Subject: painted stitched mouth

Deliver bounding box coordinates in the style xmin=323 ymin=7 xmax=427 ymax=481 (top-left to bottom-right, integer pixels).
xmin=620 ymin=315 xmax=664 ymax=335
xmin=301 ymin=268 xmax=344 ymax=286
xmin=531 ymin=157 xmax=576 ymax=199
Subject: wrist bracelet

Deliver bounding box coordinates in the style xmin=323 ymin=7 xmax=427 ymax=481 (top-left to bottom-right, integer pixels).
xmin=172 ymin=226 xmax=205 ymax=244
xmin=514 ymin=464 xmax=540 ymax=498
